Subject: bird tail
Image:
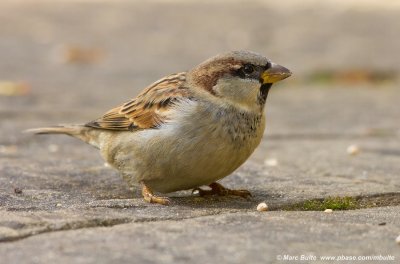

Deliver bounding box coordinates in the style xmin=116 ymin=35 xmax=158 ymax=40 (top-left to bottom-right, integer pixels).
xmin=26 ymin=125 xmax=83 ymax=136
xmin=25 ymin=125 xmax=100 ymax=149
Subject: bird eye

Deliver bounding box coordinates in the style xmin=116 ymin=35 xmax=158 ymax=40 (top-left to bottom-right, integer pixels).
xmin=242 ymin=64 xmax=254 ymax=74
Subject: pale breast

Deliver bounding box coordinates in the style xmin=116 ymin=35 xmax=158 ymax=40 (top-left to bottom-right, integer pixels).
xmin=106 ymin=100 xmax=266 ymax=193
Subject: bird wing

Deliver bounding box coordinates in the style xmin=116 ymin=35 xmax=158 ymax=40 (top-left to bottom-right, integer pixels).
xmin=85 ymin=72 xmax=191 ymax=131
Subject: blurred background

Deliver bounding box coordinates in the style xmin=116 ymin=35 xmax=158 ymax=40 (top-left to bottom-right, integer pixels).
xmin=0 ymin=0 xmax=399 ymax=158
xmin=1 ymin=2 xmax=399 ymax=260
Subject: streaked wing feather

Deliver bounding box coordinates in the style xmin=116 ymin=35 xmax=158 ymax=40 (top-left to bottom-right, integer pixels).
xmin=86 ymin=72 xmax=190 ymax=131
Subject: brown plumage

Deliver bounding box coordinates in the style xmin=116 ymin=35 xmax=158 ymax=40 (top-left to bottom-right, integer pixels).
xmin=85 ymin=72 xmax=191 ymax=131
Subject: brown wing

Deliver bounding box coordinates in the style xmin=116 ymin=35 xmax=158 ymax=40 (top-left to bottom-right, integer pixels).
xmin=85 ymin=72 xmax=191 ymax=131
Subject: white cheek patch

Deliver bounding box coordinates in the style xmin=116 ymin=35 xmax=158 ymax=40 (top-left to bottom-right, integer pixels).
xmin=213 ymin=77 xmax=261 ymax=109
xmin=240 ymin=78 xmax=260 ymax=85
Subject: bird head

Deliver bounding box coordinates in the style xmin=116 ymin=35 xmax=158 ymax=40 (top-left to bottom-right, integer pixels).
xmin=189 ymin=51 xmax=291 ymax=111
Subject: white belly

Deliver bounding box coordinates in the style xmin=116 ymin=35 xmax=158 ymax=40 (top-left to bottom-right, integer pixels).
xmin=103 ymin=102 xmax=266 ymax=193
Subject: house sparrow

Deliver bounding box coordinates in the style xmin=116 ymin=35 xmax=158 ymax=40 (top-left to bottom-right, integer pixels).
xmin=28 ymin=51 xmax=291 ymax=205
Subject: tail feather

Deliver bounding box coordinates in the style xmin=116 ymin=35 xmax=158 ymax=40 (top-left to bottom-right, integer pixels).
xmin=25 ymin=125 xmax=82 ymax=136
xmin=25 ymin=125 xmax=100 ymax=149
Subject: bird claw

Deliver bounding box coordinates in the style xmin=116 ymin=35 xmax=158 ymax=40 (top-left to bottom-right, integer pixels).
xmin=227 ymin=189 xmax=252 ymax=198
xmin=192 ymin=187 xmax=214 ymax=197
xmin=192 ymin=182 xmax=252 ymax=199
xmin=142 ymin=185 xmax=171 ymax=205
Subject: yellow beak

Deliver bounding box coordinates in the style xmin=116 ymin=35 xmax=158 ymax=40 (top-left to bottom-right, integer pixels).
xmin=261 ymin=63 xmax=292 ymax=84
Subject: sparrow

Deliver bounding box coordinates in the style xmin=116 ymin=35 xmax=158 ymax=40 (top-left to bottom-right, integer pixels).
xmin=28 ymin=51 xmax=291 ymax=205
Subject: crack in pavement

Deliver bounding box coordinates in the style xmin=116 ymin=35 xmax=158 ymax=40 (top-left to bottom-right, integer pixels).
xmin=0 ymin=217 xmax=132 ymax=243
xmin=1 ymin=192 xmax=400 ymax=243
xmin=0 ymin=210 xmax=234 ymax=243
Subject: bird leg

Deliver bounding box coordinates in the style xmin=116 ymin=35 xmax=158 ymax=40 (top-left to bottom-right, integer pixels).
xmin=142 ymin=184 xmax=171 ymax=205
xmin=193 ymin=182 xmax=252 ymax=198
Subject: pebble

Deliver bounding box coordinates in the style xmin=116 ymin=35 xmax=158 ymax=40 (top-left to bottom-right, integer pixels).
xmin=0 ymin=145 xmax=18 ymax=154
xmin=0 ymin=81 xmax=30 ymax=96
xmin=396 ymin=235 xmax=400 ymax=245
xmin=61 ymin=45 xmax=105 ymax=64
xmin=347 ymin=144 xmax=360 ymax=155
xmin=324 ymin=209 xmax=333 ymax=213
xmin=48 ymin=144 xmax=59 ymax=153
xmin=264 ymin=158 xmax=278 ymax=167
xmin=257 ymin=202 xmax=269 ymax=212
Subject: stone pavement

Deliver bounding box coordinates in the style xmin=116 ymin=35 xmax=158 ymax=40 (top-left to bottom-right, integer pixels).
xmin=0 ymin=1 xmax=399 ymax=263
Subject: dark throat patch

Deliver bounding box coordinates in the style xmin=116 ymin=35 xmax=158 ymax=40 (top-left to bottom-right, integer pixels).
xmin=258 ymin=83 xmax=272 ymax=105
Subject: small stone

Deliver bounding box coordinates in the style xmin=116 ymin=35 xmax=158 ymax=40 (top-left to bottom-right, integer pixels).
xmin=0 ymin=145 xmax=18 ymax=154
xmin=0 ymin=81 xmax=30 ymax=96
xmin=264 ymin=158 xmax=278 ymax=167
xmin=324 ymin=209 xmax=333 ymax=213
xmin=104 ymin=162 xmax=111 ymax=168
xmin=347 ymin=144 xmax=360 ymax=155
xmin=61 ymin=45 xmax=105 ymax=64
xmin=56 ymin=203 xmax=62 ymax=207
xmin=396 ymin=235 xmax=400 ymax=245
xmin=257 ymin=202 xmax=269 ymax=212
xmin=14 ymin=187 xmax=23 ymax=194
xmin=48 ymin=144 xmax=59 ymax=153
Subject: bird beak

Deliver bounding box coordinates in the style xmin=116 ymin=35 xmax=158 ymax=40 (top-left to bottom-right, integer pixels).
xmin=261 ymin=63 xmax=292 ymax=84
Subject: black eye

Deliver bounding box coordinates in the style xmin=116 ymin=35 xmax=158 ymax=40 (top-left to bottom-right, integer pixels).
xmin=242 ymin=64 xmax=254 ymax=74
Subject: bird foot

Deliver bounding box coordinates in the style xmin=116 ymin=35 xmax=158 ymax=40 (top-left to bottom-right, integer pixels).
xmin=193 ymin=182 xmax=252 ymax=198
xmin=142 ymin=185 xmax=170 ymax=205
